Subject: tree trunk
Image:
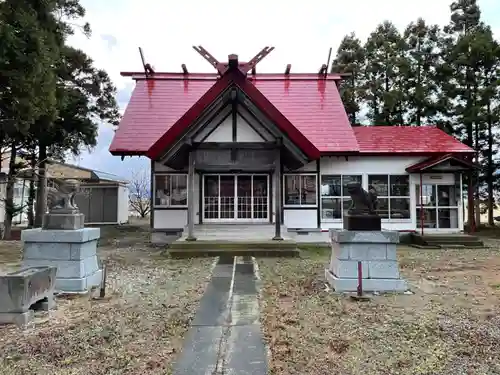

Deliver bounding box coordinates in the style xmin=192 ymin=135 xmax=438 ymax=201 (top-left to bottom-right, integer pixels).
xmin=473 ymin=87 xmax=481 ymax=227
xmin=416 ymin=42 xmax=422 ymax=126
xmin=465 ymin=67 xmax=475 ymax=229
xmin=34 ymin=143 xmax=47 ymax=228
xmin=487 ymin=101 xmax=494 ymax=226
xmin=27 ymin=152 xmax=36 ymax=228
xmin=3 ymin=146 xmax=18 ymax=240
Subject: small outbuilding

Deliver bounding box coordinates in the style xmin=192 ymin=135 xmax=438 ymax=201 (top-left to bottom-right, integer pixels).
xmin=47 ymin=162 xmax=130 ymax=225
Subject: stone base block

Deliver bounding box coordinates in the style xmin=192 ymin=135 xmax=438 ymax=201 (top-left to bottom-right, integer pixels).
xmin=55 ymin=269 xmax=103 ymax=294
xmin=43 ymin=213 xmax=85 ymax=230
xmin=325 ymin=269 xmax=408 ymax=293
xmin=22 ymin=227 xmax=101 ymax=243
xmin=343 ymin=215 xmax=381 ymax=231
xmin=0 ymin=310 xmax=34 ymax=328
xmin=21 ymin=227 xmax=102 ymax=294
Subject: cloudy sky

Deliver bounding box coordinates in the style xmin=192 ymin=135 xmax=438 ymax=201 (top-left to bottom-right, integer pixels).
xmin=68 ymin=0 xmax=500 ymax=181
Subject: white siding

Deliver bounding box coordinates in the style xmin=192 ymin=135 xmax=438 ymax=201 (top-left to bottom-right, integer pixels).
xmin=117 ymin=184 xmax=129 ymax=224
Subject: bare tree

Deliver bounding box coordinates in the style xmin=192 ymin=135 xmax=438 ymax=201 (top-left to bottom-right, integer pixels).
xmin=129 ymin=169 xmax=151 ymax=218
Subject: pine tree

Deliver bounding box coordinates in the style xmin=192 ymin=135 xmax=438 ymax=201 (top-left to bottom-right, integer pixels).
xmin=0 ymin=0 xmax=60 ymax=238
xmin=363 ymin=21 xmax=407 ymax=125
xmin=331 ymin=33 xmax=366 ymax=125
xmin=438 ymin=0 xmax=483 ymax=228
xmin=403 ymin=18 xmax=442 ymax=126
xmin=33 ymin=46 xmax=120 ymax=227
xmin=471 ymin=25 xmax=500 ymax=225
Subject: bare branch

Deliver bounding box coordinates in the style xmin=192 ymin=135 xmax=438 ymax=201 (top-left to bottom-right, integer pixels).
xmin=129 ymin=169 xmax=151 ymax=218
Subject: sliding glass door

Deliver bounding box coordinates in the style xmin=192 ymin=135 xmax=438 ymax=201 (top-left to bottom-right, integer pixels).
xmin=415 ymin=183 xmax=459 ymax=229
xmin=203 ymin=174 xmax=269 ymax=222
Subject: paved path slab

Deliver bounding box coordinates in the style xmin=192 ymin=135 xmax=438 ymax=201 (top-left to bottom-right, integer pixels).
xmin=172 ymin=255 xmax=268 ymax=375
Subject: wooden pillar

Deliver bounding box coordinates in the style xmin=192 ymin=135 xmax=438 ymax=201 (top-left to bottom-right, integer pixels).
xmin=186 ymin=150 xmax=197 ymax=241
xmin=273 ymin=143 xmax=282 ymax=240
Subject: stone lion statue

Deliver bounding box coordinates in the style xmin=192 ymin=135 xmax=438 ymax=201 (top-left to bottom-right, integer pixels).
xmin=46 ymin=178 xmax=81 ymax=212
xmin=346 ymin=182 xmax=378 ymax=215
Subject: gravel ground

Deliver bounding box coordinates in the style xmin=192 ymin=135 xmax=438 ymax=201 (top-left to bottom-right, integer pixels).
xmin=0 ymin=225 xmax=214 ymax=375
xmin=258 ymin=246 xmax=500 ymax=375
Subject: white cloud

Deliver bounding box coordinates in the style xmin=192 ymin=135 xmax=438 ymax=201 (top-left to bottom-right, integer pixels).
xmin=70 ymin=0 xmax=500 ymax=176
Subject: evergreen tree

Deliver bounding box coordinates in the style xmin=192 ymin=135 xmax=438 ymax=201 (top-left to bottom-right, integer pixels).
xmin=0 ymin=0 xmax=60 ymax=238
xmin=33 ymin=46 xmax=120 ymax=227
xmin=363 ymin=21 xmax=407 ymax=125
xmin=331 ymin=33 xmax=366 ymax=124
xmin=403 ymin=18 xmax=442 ymax=126
xmin=438 ymin=0 xmax=483 ymax=227
xmin=470 ymin=25 xmax=500 ymax=225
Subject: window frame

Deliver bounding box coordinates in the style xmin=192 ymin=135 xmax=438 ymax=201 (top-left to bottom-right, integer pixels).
xmin=368 ymin=174 xmax=411 ymax=222
xmin=320 ymin=174 xmax=363 ymax=221
xmin=282 ymin=173 xmax=318 ymax=208
xmin=153 ymin=173 xmax=189 ymax=208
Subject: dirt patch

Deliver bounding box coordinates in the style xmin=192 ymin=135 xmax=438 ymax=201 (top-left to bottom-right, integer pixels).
xmin=258 ymin=247 xmax=500 ymax=375
xmin=0 ymin=224 xmax=214 ymax=375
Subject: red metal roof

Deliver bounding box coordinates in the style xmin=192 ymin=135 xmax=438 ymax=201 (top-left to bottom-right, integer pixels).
xmin=110 ymin=70 xmax=473 ymax=158
xmin=109 ymin=71 xmax=357 ymax=156
xmin=109 ymin=79 xmax=215 ymax=154
xmin=353 ymin=126 xmax=474 ymax=154
xmin=253 ymin=78 xmax=358 ymax=153
xmin=406 ymin=153 xmax=477 ymax=172
xmin=145 ymin=70 xmax=321 ymax=160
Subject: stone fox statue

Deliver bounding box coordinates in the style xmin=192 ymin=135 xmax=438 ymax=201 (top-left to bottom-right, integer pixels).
xmin=346 ymin=182 xmax=378 ymax=215
xmin=46 ymin=178 xmax=80 ymax=212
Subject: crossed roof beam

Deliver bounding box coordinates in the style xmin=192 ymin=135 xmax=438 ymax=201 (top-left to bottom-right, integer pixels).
xmin=191 ymin=45 xmax=275 ymax=75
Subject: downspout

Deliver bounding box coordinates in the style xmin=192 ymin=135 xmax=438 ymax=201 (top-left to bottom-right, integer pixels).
xmin=420 ymin=173 xmax=424 ymax=236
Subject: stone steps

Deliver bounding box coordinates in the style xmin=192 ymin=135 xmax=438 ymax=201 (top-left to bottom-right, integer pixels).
xmin=168 ymin=240 xmax=299 ymax=258
xmin=410 ymin=233 xmax=485 ymax=248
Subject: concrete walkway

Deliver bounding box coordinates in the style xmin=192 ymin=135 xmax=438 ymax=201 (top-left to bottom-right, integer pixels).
xmin=173 ymin=255 xmax=268 ymax=375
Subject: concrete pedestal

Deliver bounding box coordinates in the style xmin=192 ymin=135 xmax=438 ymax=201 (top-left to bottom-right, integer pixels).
xmin=325 ymin=229 xmax=408 ymax=293
xmin=21 ymin=228 xmax=102 ymax=294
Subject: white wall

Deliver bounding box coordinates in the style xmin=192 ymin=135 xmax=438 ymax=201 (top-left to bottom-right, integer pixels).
xmin=152 ymin=156 xmax=464 ymax=233
xmin=117 ymin=184 xmax=129 ymax=224
xmin=318 ymin=156 xmax=462 ymax=232
xmin=0 ymin=180 xmax=5 ymax=225
xmin=152 ymin=166 xmax=198 ymax=229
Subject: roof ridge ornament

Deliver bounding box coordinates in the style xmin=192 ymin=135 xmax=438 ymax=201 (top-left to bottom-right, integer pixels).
xmin=192 ymin=46 xmax=275 ymax=76
xmin=138 ymin=47 xmax=155 ymax=78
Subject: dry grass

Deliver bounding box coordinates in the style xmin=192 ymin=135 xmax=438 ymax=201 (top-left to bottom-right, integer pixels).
xmin=0 ymin=223 xmax=214 ymax=375
xmin=258 ymin=246 xmax=500 ymax=375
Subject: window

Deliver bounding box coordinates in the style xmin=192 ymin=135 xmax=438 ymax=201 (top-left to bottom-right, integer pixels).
xmin=154 ymin=174 xmax=188 ymax=207
xmin=416 ymin=184 xmax=459 ymax=229
xmin=283 ymin=174 xmax=317 ymax=206
xmin=368 ymin=175 xmax=410 ymax=219
xmin=321 ymin=175 xmax=362 ymax=219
